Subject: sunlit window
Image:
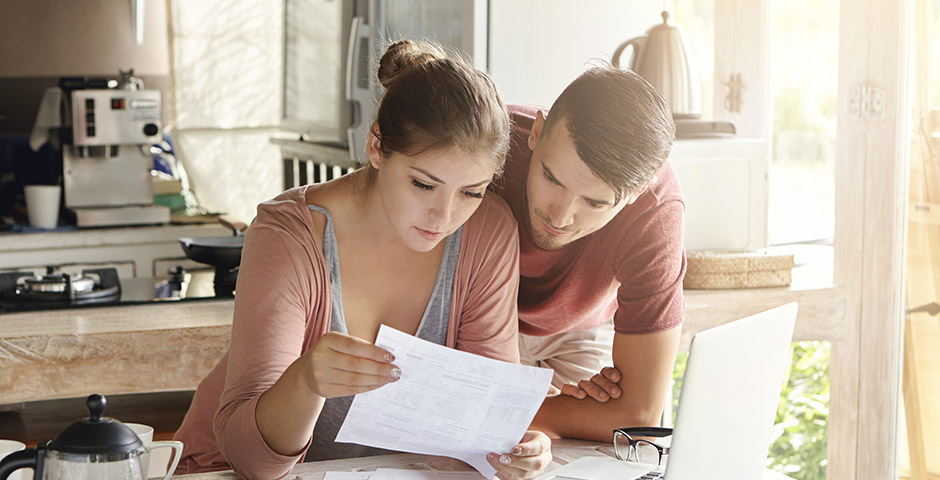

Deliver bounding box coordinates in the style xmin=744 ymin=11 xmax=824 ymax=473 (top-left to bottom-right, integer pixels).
xmin=768 ymin=0 xmax=838 ymax=249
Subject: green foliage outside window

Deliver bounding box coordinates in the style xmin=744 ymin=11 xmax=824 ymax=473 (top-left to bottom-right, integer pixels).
xmin=670 ymin=341 xmax=831 ymax=480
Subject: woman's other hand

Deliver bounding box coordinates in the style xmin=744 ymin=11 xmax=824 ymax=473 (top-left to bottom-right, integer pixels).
xmin=305 ymin=332 xmax=401 ymax=398
xmin=487 ymin=430 xmax=552 ymax=480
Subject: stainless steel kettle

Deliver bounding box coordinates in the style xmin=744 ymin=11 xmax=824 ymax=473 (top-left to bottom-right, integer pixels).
xmin=612 ymin=11 xmax=703 ymax=119
xmin=0 ymin=394 xmax=147 ymax=480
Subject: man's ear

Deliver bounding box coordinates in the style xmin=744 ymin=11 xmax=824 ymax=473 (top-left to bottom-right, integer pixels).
xmin=367 ymin=124 xmax=384 ymax=169
xmin=528 ymin=110 xmax=547 ymax=151
xmin=624 ymin=175 xmax=658 ymax=205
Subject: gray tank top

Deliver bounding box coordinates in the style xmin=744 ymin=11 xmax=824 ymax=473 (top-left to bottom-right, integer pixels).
xmin=304 ymin=204 xmax=461 ymax=461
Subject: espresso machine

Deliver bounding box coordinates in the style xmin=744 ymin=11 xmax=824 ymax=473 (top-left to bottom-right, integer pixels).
xmin=61 ymin=75 xmax=170 ymax=227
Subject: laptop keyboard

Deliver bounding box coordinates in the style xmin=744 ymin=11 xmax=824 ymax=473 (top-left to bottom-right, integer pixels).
xmin=639 ymin=472 xmax=665 ymax=479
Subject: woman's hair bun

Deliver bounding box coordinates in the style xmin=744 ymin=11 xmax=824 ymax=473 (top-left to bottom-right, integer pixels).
xmin=377 ymin=39 xmax=447 ymax=89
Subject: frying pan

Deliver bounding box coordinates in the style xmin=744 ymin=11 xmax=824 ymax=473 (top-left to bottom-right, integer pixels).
xmin=178 ymin=235 xmax=244 ymax=269
xmin=178 ymin=216 xmax=248 ymax=270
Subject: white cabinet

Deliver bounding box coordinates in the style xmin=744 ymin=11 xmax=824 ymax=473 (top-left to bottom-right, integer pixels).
xmin=0 ymin=223 xmax=231 ymax=278
xmin=669 ymin=137 xmax=769 ymax=251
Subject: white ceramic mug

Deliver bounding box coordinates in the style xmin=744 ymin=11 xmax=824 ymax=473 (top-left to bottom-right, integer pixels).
xmin=23 ymin=185 xmax=61 ymax=229
xmin=124 ymin=423 xmax=183 ymax=480
xmin=0 ymin=440 xmax=26 ymax=480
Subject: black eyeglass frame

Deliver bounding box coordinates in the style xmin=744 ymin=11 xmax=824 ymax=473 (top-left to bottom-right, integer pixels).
xmin=612 ymin=427 xmax=673 ymax=465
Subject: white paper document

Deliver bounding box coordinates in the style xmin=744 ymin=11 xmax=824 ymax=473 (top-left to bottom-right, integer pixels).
xmin=370 ymin=469 xmax=486 ymax=480
xmin=335 ymin=325 xmax=554 ymax=478
xmin=536 ymin=456 xmax=654 ymax=480
xmin=318 ymin=473 xmax=375 ymax=480
xmin=305 ymin=469 xmax=485 ymax=480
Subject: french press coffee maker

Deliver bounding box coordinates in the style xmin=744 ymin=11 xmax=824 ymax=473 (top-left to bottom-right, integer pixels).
xmin=0 ymin=394 xmax=148 ymax=480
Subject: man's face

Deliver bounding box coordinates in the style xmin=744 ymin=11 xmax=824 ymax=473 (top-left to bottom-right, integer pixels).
xmin=524 ymin=112 xmax=647 ymax=250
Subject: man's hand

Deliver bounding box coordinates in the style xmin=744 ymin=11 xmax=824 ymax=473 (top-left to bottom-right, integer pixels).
xmin=531 ymin=328 xmax=680 ymax=441
xmin=487 ymin=430 xmax=552 ymax=480
xmin=558 ymin=367 xmax=622 ymax=402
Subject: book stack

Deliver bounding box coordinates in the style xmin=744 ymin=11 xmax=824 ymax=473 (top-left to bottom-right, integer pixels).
xmin=152 ymin=178 xmax=186 ymax=212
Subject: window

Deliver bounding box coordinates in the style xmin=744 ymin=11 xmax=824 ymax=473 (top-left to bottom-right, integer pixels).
xmin=768 ymin=0 xmax=838 ymax=249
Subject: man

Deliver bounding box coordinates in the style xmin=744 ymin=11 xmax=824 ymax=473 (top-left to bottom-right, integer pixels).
xmin=496 ymin=67 xmax=685 ymax=441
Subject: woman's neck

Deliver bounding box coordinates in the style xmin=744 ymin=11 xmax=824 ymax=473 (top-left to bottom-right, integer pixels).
xmin=336 ymin=170 xmax=420 ymax=256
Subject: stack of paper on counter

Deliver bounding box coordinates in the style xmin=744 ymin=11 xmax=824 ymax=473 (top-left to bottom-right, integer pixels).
xmin=301 ymin=470 xmax=486 ymax=480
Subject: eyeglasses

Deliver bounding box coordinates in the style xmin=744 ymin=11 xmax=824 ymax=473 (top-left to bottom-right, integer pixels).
xmin=613 ymin=427 xmax=673 ymax=466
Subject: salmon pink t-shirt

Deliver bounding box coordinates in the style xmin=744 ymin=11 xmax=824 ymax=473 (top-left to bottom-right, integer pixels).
xmin=499 ymin=104 xmax=686 ymax=336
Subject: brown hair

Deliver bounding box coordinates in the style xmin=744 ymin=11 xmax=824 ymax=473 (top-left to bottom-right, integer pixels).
xmin=543 ymin=66 xmax=675 ymax=202
xmin=365 ymin=39 xmax=509 ymax=177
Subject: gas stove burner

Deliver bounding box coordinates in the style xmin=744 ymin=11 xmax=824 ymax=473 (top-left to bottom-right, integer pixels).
xmin=24 ymin=273 xmax=96 ymax=294
xmin=0 ymin=267 xmax=122 ymax=305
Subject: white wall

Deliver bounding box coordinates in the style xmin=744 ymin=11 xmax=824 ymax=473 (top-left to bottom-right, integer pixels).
xmin=488 ymin=1 xmax=664 ymax=107
xmin=168 ymin=0 xmax=284 ymax=224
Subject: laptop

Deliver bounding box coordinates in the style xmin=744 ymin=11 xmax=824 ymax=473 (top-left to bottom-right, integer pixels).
xmin=542 ymin=302 xmax=798 ymax=480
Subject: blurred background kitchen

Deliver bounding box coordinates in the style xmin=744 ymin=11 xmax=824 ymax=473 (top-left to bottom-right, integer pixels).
xmin=0 ymin=0 xmax=768 ymax=236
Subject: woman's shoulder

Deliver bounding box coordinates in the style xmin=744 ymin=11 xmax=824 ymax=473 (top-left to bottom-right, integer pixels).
xmin=240 ymin=186 xmax=329 ymax=295
xmin=460 ymin=194 xmax=519 ymax=253
xmin=252 ymin=180 xmax=346 ymax=227
xmin=466 ymin=194 xmax=516 ymax=230
xmin=251 ymin=186 xmax=314 ymax=234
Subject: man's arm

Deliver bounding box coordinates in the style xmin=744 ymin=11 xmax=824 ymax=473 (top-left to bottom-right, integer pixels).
xmin=530 ymin=326 xmax=681 ymax=442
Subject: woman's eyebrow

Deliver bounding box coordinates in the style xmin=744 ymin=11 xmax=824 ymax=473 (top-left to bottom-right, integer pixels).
xmin=410 ymin=166 xmax=490 ymax=188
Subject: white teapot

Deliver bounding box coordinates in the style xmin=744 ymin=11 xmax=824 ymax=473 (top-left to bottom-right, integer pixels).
xmin=612 ymin=11 xmax=703 ymax=119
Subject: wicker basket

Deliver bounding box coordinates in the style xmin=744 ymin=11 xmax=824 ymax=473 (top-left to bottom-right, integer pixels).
xmin=684 ymin=249 xmax=795 ymax=290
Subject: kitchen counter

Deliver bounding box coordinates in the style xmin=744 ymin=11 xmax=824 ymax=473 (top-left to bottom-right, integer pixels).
xmin=0 ymin=280 xmax=843 ymax=406
xmin=0 ymin=299 xmax=233 ymax=405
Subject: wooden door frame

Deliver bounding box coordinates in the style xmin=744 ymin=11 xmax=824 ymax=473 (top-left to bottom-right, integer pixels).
xmin=830 ymin=0 xmax=912 ymax=478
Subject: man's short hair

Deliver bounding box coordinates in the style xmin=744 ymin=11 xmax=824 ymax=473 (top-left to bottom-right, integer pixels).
xmin=544 ymin=66 xmax=676 ymax=202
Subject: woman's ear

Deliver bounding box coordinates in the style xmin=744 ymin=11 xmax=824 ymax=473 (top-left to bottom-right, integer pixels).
xmin=366 ymin=124 xmax=384 ymax=169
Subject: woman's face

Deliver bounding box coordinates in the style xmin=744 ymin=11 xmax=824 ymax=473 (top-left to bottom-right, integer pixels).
xmin=369 ymin=139 xmax=495 ymax=253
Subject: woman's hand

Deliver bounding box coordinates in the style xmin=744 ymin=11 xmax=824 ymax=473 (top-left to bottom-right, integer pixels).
xmin=487 ymin=430 xmax=552 ymax=480
xmin=559 ymin=366 xmax=622 ymax=402
xmin=304 ymin=331 xmax=401 ymax=398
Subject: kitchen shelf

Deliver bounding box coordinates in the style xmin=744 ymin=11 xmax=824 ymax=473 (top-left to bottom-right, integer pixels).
xmin=0 ymin=223 xmax=231 ymax=278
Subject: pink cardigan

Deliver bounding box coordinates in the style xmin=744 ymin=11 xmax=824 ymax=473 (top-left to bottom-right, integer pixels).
xmin=173 ymin=185 xmax=521 ymax=479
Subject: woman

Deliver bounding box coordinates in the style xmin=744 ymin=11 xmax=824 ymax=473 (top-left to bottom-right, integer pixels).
xmin=173 ymin=40 xmax=551 ymax=479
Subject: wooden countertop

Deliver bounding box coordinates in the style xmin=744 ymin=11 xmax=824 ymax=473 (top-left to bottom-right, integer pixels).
xmin=0 ymin=245 xmax=843 ymax=405
xmin=0 ymin=299 xmax=235 ymax=405
xmin=0 ymin=298 xmax=234 ymax=339
xmin=0 ymin=282 xmax=843 ymax=405
xmin=0 ymin=285 xmax=842 ymax=342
